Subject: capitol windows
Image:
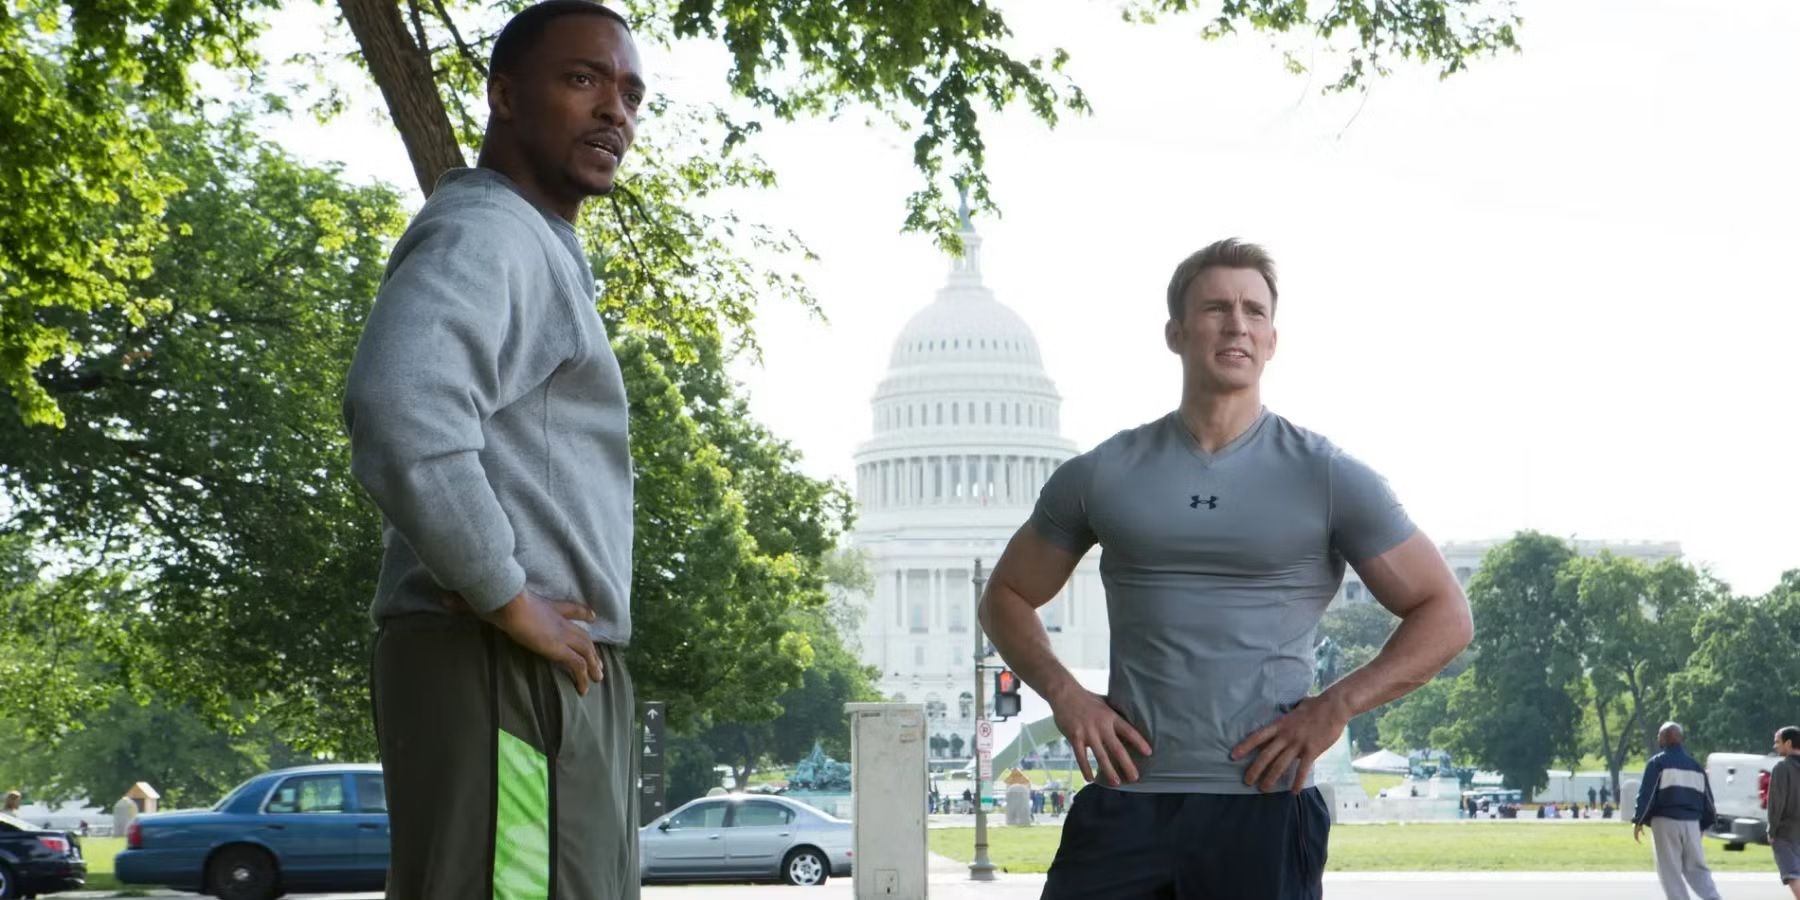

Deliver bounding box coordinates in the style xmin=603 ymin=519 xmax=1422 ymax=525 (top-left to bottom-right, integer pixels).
xmin=984 ymin=402 xmax=992 ymax=424
xmin=907 ymin=407 xmax=914 ymax=427
xmin=952 ymin=404 xmax=960 ymax=425
xmin=926 ymin=694 xmax=947 ymax=720
xmin=948 ymin=593 xmax=968 ymax=633
xmin=1000 ymin=405 xmax=1008 ymax=425
xmin=1013 ymin=402 xmax=1021 ymax=424
xmin=959 ymin=692 xmax=974 ymax=720
xmin=936 ymin=403 xmax=944 ymax=425
xmin=967 ymin=402 xmax=975 ymax=423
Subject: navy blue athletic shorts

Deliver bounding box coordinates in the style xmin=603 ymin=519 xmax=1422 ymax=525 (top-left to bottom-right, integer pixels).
xmin=1040 ymin=784 xmax=1330 ymax=899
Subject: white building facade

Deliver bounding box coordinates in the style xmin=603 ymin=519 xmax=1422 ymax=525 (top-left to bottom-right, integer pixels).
xmin=845 ymin=212 xmax=1107 ymax=765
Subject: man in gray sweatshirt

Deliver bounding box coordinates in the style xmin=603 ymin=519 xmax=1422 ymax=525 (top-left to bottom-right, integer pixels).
xmin=1768 ymin=726 xmax=1800 ymax=897
xmin=342 ymin=1 xmax=645 ymax=896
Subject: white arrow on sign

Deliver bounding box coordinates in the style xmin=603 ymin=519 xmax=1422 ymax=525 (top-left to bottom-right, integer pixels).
xmin=646 ymin=708 xmax=661 ymax=720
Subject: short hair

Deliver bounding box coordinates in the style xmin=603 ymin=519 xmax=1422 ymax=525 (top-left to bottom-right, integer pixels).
xmin=1781 ymin=726 xmax=1800 ymax=747
xmin=489 ymin=0 xmax=631 ymax=78
xmin=1165 ymin=238 xmax=1279 ymax=321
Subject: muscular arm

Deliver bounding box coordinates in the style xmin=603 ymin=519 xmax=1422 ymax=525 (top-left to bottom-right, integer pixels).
xmin=978 ymin=525 xmax=1085 ymax=704
xmin=979 ymin=525 xmax=1149 ymax=785
xmin=1318 ymin=531 xmax=1473 ymax=720
xmin=1236 ymin=530 xmax=1472 ymax=792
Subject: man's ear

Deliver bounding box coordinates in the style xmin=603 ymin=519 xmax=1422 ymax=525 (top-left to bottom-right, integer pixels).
xmin=1164 ymin=317 xmax=1182 ymax=355
xmin=487 ymin=73 xmax=514 ymax=122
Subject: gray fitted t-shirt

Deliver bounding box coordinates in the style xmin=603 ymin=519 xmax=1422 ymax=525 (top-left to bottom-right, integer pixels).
xmin=1030 ymin=409 xmax=1415 ymax=793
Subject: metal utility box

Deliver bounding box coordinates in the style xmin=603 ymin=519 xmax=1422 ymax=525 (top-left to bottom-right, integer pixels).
xmin=847 ymin=702 xmax=929 ymax=898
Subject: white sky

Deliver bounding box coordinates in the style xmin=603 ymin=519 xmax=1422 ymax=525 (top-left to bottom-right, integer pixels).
xmin=258 ymin=0 xmax=1799 ymax=595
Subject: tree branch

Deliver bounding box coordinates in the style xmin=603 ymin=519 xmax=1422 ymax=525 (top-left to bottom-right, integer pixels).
xmin=426 ymin=0 xmax=488 ymax=82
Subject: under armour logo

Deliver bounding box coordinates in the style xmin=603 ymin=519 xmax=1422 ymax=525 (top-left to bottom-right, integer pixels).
xmin=1190 ymin=495 xmax=1218 ymax=510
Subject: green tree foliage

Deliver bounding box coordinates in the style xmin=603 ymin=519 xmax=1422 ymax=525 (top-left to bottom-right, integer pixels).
xmin=1561 ymin=553 xmax=1716 ymax=802
xmin=0 ymin=0 xmax=272 ymax=426
xmin=1670 ymin=571 xmax=1800 ymax=756
xmin=1437 ymin=532 xmax=1580 ymax=794
xmin=1378 ymin=675 xmax=1454 ymax=753
xmin=6 ymin=0 xmax=1523 ymax=423
xmin=0 ymin=113 xmax=404 ymax=755
xmin=0 ymin=691 xmax=311 ymax=811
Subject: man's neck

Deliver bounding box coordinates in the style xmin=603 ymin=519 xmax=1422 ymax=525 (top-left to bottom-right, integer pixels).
xmin=473 ymin=152 xmax=581 ymax=223
xmin=1177 ymin=386 xmax=1264 ymax=453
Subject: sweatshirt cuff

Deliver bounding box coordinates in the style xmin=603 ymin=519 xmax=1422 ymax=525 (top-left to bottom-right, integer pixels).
xmin=458 ymin=559 xmax=528 ymax=616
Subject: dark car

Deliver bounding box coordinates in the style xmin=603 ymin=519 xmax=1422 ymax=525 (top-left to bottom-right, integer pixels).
xmin=0 ymin=812 xmax=87 ymax=897
xmin=113 ymin=763 xmax=388 ymax=900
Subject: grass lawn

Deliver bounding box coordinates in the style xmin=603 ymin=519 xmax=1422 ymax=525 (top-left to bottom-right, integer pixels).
xmin=930 ymin=822 xmax=1780 ymax=874
xmin=1358 ymin=773 xmax=1404 ymax=798
xmin=79 ymin=835 xmax=128 ymax=891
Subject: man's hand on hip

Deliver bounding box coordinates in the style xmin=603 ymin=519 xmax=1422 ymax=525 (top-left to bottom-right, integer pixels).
xmin=1232 ymin=694 xmax=1353 ymax=794
xmin=487 ymin=591 xmax=605 ymax=695
xmin=1633 ymin=823 xmax=1645 ymax=843
xmin=1049 ymin=687 xmax=1151 ymax=788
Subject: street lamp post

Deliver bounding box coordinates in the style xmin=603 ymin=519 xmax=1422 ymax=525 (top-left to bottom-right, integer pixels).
xmin=969 ymin=558 xmax=997 ymax=881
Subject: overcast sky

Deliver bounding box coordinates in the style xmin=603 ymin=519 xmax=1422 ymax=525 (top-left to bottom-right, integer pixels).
xmin=258 ymin=0 xmax=1799 ymax=595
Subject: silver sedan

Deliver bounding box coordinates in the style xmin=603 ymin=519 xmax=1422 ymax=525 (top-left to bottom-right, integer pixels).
xmin=639 ymin=794 xmax=853 ymax=886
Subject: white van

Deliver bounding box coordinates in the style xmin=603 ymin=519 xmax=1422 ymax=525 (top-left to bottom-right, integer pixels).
xmin=1706 ymin=751 xmax=1780 ymax=849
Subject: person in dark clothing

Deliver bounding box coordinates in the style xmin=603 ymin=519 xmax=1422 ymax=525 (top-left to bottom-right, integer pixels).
xmin=1632 ymin=722 xmax=1720 ymax=900
xmin=1764 ymin=725 xmax=1800 ymax=898
xmin=1590 ymin=786 xmax=1599 ymax=808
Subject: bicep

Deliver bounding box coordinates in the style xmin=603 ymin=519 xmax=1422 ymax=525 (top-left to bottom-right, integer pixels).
xmin=987 ymin=524 xmax=1084 ymax=609
xmin=1352 ymin=530 xmax=1464 ymax=620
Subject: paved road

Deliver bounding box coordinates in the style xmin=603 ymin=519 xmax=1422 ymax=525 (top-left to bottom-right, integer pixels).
xmin=67 ymin=871 xmax=1780 ymax=899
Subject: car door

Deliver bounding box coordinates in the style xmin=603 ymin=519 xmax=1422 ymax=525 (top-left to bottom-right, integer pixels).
xmin=644 ymin=800 xmax=728 ymax=878
xmin=258 ymin=773 xmax=359 ymax=881
xmin=723 ymin=800 xmax=795 ymax=876
xmin=348 ymin=772 xmax=390 ymax=887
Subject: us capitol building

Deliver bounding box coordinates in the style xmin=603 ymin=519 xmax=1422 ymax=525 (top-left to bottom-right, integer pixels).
xmin=835 ymin=207 xmax=1682 ymax=767
xmin=840 ymin=205 xmax=1108 ymax=764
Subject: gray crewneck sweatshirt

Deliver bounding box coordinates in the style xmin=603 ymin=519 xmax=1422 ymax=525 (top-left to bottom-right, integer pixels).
xmin=344 ymin=167 xmax=633 ymax=644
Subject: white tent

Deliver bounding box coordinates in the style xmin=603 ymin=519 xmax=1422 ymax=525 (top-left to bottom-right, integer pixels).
xmin=1352 ymin=749 xmax=1411 ymax=774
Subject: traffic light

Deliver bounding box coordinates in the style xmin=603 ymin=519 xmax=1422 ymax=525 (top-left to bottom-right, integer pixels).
xmin=993 ymin=669 xmax=1022 ymax=720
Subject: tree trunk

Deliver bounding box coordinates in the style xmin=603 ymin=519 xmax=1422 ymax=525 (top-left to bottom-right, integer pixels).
xmin=1595 ymin=693 xmax=1617 ymax=808
xmin=336 ymin=0 xmax=466 ymax=195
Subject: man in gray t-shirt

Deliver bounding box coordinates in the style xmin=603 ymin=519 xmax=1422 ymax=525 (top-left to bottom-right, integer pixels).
xmin=979 ymin=239 xmax=1473 ymax=899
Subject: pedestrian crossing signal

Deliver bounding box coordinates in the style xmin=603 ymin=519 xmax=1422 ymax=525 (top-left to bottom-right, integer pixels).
xmin=993 ymin=669 xmax=1022 ymax=720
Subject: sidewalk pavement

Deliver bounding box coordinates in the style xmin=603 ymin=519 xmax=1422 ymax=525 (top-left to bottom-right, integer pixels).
xmin=60 ymin=860 xmax=1781 ymax=900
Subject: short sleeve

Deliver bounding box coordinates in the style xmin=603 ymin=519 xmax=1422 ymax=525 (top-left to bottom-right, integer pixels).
xmin=1028 ymin=452 xmax=1099 ymax=555
xmin=1329 ymin=449 xmax=1416 ymax=564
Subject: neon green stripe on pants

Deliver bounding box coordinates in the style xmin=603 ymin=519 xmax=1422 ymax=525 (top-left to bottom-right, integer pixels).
xmin=494 ymin=729 xmax=551 ymax=899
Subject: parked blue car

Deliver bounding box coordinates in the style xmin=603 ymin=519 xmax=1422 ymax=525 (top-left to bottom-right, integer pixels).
xmin=114 ymin=763 xmax=388 ymax=900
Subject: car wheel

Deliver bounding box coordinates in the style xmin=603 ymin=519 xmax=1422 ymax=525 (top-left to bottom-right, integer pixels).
xmin=0 ymin=861 xmax=17 ymax=900
xmin=207 ymin=845 xmax=280 ymax=900
xmin=783 ymin=847 xmax=829 ymax=886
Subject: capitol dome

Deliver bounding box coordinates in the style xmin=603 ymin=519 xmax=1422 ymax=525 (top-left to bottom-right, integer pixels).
xmin=844 ymin=199 xmax=1108 ymax=756
xmin=852 ymin=204 xmax=1080 ymax=532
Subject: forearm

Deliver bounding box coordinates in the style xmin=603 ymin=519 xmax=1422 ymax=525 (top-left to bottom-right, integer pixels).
xmin=979 ymin=581 xmax=1083 ymax=705
xmin=1319 ymin=591 xmax=1472 ymax=718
